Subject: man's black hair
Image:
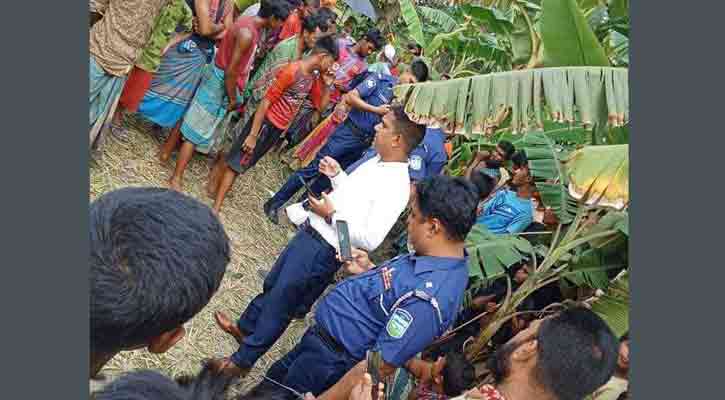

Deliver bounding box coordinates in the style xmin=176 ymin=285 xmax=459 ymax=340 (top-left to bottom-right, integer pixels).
xmin=498 ymin=140 xmax=515 ymax=160
xmin=442 ymin=352 xmax=476 ymax=396
xmin=470 ymin=170 xmax=495 ymax=200
xmin=90 ymin=188 xmax=230 ymax=356
xmin=535 ymin=307 xmax=619 ymax=400
xmin=315 ymin=7 xmax=337 ymax=31
xmin=312 ymin=34 xmax=340 ymax=61
xmin=415 ymin=176 xmax=479 ymax=242
xmin=410 ymin=59 xmax=430 ymax=83
xmin=364 ymin=28 xmax=385 ymax=50
xmin=95 ymin=365 xmax=233 ymax=400
xmin=620 ymin=331 xmax=629 ymax=342
xmin=259 ymin=0 xmax=292 ymax=21
xmin=511 ymin=150 xmax=528 ymax=169
xmin=390 ymin=105 xmax=426 ymax=154
xmin=304 ymin=0 xmax=321 ymax=7
xmin=302 ymin=14 xmax=319 ymax=33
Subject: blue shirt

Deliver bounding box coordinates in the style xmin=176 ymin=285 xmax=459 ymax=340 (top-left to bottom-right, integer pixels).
xmin=346 ymin=128 xmax=449 ymax=181
xmin=315 ymin=253 xmax=468 ymax=367
xmin=476 ymin=189 xmax=534 ymax=235
xmin=347 ymin=72 xmax=397 ymax=134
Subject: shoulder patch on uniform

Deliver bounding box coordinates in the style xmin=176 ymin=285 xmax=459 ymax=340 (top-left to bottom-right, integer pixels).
xmin=410 ymin=155 xmax=423 ymax=170
xmin=367 ymin=79 xmax=376 ymax=88
xmin=386 ymin=309 xmax=414 ymax=339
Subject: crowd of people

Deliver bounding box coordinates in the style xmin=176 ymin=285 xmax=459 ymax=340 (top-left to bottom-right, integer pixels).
xmin=90 ymin=1 xmax=629 ymax=400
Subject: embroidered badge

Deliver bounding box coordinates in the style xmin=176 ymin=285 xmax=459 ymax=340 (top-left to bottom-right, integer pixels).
xmin=386 ymin=309 xmax=413 ymax=339
xmin=410 ymin=155 xmax=423 ymax=170
xmin=367 ymin=79 xmax=375 ymax=88
xmin=425 ymin=281 xmax=433 ymax=288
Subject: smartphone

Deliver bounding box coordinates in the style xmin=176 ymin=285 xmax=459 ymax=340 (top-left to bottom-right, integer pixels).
xmin=336 ymin=220 xmax=353 ymax=262
xmin=367 ymin=350 xmax=383 ymax=400
xmin=298 ymin=176 xmax=319 ymax=199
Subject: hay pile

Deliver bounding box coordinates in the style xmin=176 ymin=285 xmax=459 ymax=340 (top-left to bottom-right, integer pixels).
xmin=90 ymin=115 xmax=307 ymax=396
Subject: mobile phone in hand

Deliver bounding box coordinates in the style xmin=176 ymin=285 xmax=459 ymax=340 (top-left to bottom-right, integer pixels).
xmin=298 ymin=176 xmax=319 ymax=199
xmin=367 ymin=350 xmax=383 ymax=400
xmin=336 ymin=220 xmax=353 ymax=262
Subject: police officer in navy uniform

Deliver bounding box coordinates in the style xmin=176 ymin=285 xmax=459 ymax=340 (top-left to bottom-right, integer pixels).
xmin=263 ymin=59 xmax=431 ymax=223
xmin=217 ymin=175 xmax=479 ymax=399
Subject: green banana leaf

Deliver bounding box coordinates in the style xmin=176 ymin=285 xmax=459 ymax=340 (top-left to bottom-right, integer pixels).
xmin=590 ymin=270 xmax=629 ymax=337
xmin=565 ymin=144 xmax=628 ymax=209
xmin=418 ymin=6 xmax=457 ymax=32
xmin=510 ymin=12 xmax=533 ymax=65
xmin=460 ymin=4 xmax=515 ymax=36
xmin=541 ymin=0 xmax=611 ymax=67
xmin=584 ymin=210 xmax=629 ymax=248
xmin=465 ymin=224 xmax=535 ymax=280
xmin=399 ymin=0 xmax=425 ymax=47
xmin=608 ymin=0 xmax=629 ymax=19
xmin=394 ymin=67 xmax=629 ymax=136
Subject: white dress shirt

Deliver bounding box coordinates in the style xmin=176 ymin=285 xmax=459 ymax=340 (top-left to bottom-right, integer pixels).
xmin=286 ymin=155 xmax=410 ymax=252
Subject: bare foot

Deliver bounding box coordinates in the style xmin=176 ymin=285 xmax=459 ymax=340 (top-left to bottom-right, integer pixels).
xmin=213 ymin=311 xmax=244 ymax=344
xmin=168 ymin=177 xmax=182 ymax=192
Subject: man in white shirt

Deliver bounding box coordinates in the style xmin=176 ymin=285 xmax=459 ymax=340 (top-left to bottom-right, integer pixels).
xmin=210 ymin=105 xmax=426 ymax=377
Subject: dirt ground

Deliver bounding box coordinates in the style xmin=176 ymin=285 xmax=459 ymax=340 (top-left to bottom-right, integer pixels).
xmin=90 ymin=115 xmax=400 ymax=397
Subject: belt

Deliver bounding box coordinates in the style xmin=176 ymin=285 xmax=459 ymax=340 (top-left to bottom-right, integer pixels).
xmin=312 ymin=324 xmax=355 ymax=360
xmin=300 ymin=220 xmax=334 ymax=252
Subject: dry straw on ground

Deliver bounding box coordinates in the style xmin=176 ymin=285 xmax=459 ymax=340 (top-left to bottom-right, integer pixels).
xmin=90 ymin=115 xmax=401 ymax=397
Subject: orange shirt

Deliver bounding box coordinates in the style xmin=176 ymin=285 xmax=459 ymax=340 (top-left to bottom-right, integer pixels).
xmin=265 ymin=62 xmax=325 ymax=129
xmin=279 ymin=11 xmax=302 ymax=40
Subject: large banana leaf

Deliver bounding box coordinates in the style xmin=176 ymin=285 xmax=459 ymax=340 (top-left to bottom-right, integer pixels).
xmin=590 ymin=270 xmax=629 ymax=337
xmin=460 ymin=4 xmax=514 ymax=36
xmin=608 ymin=0 xmax=628 ymax=19
xmin=565 ymin=144 xmax=628 ymax=209
xmin=541 ymin=0 xmax=610 ymax=67
xmin=510 ymin=12 xmax=533 ymax=65
xmin=394 ymin=67 xmax=629 ymax=136
xmin=399 ymin=0 xmax=425 ymax=47
xmin=418 ymin=6 xmax=457 ymax=32
xmin=465 ymin=225 xmax=535 ymax=280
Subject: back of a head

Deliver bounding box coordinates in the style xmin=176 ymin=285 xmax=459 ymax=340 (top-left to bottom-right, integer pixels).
xmin=511 ymin=150 xmax=528 ymax=169
xmin=259 ymin=0 xmax=292 ymax=20
xmin=315 ymin=7 xmax=336 ymax=31
xmin=95 ymin=365 xmax=233 ymax=400
xmin=410 ymin=59 xmax=429 ymax=83
xmin=365 ymin=28 xmax=385 ymax=50
xmin=470 ymin=170 xmax=495 ymax=200
xmin=95 ymin=370 xmax=187 ymax=400
xmin=442 ymin=352 xmax=476 ymax=397
xmin=498 ymin=140 xmax=515 ymax=160
xmin=536 ymin=307 xmax=619 ymax=400
xmin=90 ymin=188 xmax=230 ymax=356
xmin=302 ymin=14 xmax=319 ymax=33
xmin=390 ymin=105 xmax=426 ymax=155
xmin=313 ymin=34 xmax=339 ymax=60
xmin=415 ymin=176 xmax=479 ymax=242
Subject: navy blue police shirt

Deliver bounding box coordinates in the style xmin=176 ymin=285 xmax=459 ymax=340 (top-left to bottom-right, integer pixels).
xmin=314 ymin=253 xmax=469 ymax=367
xmin=346 ymin=72 xmax=397 ymax=134
xmin=346 ymin=127 xmax=449 ymax=181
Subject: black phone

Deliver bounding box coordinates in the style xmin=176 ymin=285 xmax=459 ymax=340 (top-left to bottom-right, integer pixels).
xmin=298 ymin=176 xmax=319 ymax=199
xmin=367 ymin=350 xmax=383 ymax=400
xmin=336 ymin=220 xmax=353 ymax=262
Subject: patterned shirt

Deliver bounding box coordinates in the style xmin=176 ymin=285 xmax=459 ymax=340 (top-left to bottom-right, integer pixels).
xmin=265 ymin=62 xmax=324 ymax=130
xmin=89 ymin=0 xmax=171 ymax=76
xmin=475 ymin=385 xmax=506 ymax=400
xmin=136 ymin=0 xmax=194 ymax=72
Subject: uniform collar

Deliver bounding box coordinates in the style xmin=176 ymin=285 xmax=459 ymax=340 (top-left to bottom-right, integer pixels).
xmin=370 ymin=154 xmax=408 ymax=168
xmin=410 ymin=250 xmax=468 ymax=274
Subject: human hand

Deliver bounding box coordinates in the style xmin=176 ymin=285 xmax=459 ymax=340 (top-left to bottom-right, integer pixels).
xmin=309 ymin=192 xmax=335 ymax=219
xmin=485 ymin=302 xmax=498 ymax=314
xmin=339 ymin=248 xmax=374 ymax=274
xmin=349 ymin=373 xmax=384 ymax=400
xmin=543 ymin=207 xmax=559 ymax=225
xmin=376 ymin=104 xmax=391 ymax=116
xmin=319 ymin=156 xmax=342 ymax=178
xmin=242 ymin=134 xmax=257 ymax=154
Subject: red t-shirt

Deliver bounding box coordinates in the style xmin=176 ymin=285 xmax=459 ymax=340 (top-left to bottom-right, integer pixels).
xmin=215 ymin=17 xmax=260 ymax=91
xmin=265 ymin=61 xmax=324 ymax=130
xmin=278 ymin=11 xmax=302 ymax=41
